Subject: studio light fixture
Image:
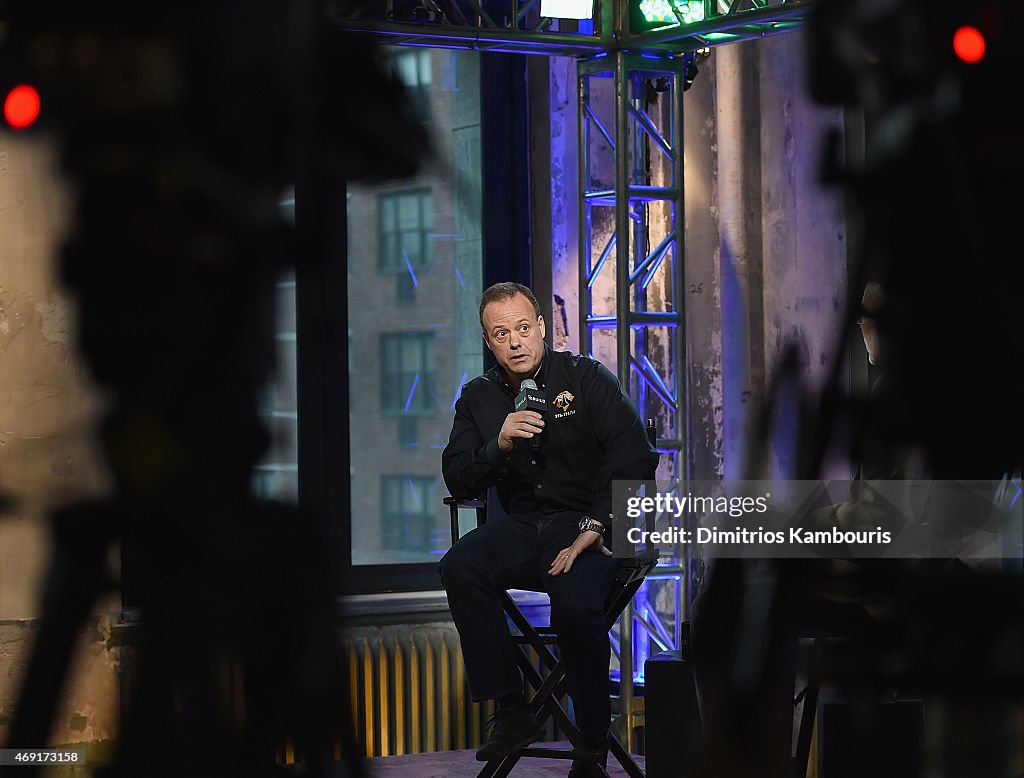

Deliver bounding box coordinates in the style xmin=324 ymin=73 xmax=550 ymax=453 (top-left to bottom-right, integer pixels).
xmin=637 ymin=0 xmax=705 ymax=26
xmin=541 ymin=0 xmax=595 ymax=20
xmin=387 ymin=1 xmax=443 ymax=23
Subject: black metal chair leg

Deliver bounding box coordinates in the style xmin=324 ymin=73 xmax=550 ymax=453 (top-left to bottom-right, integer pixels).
xmin=447 ymin=495 xmax=654 ymax=778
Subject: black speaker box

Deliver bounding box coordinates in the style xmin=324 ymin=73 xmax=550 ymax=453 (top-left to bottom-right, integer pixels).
xmin=817 ymin=692 xmax=925 ymax=778
xmin=644 ymin=648 xmax=703 ymax=778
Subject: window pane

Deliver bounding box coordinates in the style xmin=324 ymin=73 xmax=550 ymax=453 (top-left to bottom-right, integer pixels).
xmin=418 ymin=50 xmax=433 ymax=87
xmin=396 ymin=52 xmax=419 ymax=88
xmin=254 ymin=267 xmax=298 ymax=503
xmin=348 ymin=48 xmax=482 ymax=567
xmin=397 ymin=192 xmax=420 ymax=229
xmin=380 ymin=233 xmax=397 ymax=271
xmin=379 ymin=195 xmax=395 ymax=229
xmin=399 ymin=229 xmax=420 ymax=269
xmin=380 ymin=190 xmax=432 ymax=273
xmin=380 ymin=475 xmax=439 ymax=553
xmin=380 ymin=333 xmax=436 ymax=416
xmin=421 ymin=191 xmax=434 ymax=266
xmin=390 ymin=51 xmax=432 ymax=125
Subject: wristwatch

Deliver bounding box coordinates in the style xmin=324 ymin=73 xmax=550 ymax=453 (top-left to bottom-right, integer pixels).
xmin=578 ymin=516 xmax=607 ymax=535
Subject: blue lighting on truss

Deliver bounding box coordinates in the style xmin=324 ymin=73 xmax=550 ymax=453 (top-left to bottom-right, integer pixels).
xmin=608 ymin=667 xmax=647 ymax=686
xmin=636 ymin=603 xmax=652 ymax=674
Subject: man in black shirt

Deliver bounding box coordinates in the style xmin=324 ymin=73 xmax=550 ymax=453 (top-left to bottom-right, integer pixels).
xmin=440 ymin=282 xmax=658 ymax=771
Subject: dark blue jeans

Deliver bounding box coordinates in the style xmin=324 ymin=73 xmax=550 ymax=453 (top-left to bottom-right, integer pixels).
xmin=439 ymin=510 xmax=617 ymax=738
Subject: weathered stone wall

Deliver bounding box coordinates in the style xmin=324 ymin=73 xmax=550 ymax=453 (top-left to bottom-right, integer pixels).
xmin=0 ymin=132 xmax=116 ymax=748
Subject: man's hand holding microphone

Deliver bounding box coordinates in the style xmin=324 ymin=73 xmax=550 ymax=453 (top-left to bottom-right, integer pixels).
xmin=497 ymin=379 xmax=611 ymax=574
xmin=498 ymin=379 xmax=546 ymax=452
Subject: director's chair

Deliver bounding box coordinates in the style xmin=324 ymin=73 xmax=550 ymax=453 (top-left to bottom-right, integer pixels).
xmin=443 ymin=423 xmax=659 ymax=778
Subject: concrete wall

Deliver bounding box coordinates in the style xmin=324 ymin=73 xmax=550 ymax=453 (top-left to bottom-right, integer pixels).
xmin=755 ymin=33 xmax=849 ymax=481
xmin=0 ymin=132 xmax=118 ymax=747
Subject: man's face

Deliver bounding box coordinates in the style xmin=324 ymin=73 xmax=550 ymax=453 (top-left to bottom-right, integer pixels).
xmin=481 ymin=293 xmax=546 ymax=386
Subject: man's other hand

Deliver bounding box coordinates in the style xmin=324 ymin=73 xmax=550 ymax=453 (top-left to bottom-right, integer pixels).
xmin=497 ymin=410 xmax=545 ymax=452
xmin=548 ymin=530 xmax=611 ymax=576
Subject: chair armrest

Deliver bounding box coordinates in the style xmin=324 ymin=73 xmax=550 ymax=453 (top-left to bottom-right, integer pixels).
xmin=443 ymin=496 xmax=487 ymax=510
xmin=604 ymin=549 xmax=660 ymax=624
xmin=444 ymin=495 xmax=488 ymax=545
xmin=615 ymin=548 xmax=659 ymax=578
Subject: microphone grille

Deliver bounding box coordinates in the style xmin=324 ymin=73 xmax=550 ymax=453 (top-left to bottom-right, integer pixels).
xmin=521 ymin=379 xmax=538 ymax=390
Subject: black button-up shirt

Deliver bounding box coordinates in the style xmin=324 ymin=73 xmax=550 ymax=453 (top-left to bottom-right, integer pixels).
xmin=442 ymin=347 xmax=659 ymax=525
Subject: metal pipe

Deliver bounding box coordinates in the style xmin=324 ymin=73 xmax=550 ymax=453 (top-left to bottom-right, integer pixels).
xmin=671 ymin=40 xmax=693 ymax=623
xmin=332 ymin=19 xmax=606 ymax=56
xmin=613 ymin=48 xmax=636 ymax=753
xmin=578 ymin=69 xmax=591 ymax=356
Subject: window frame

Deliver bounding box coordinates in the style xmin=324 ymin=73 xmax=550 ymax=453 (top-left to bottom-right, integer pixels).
xmin=295 ymin=51 xmax=531 ymax=595
xmin=377 ymin=188 xmax=434 ymax=276
xmin=379 ymin=474 xmax=445 ymax=556
xmin=388 ymin=48 xmax=433 ymax=125
xmin=379 ymin=331 xmax=437 ymax=418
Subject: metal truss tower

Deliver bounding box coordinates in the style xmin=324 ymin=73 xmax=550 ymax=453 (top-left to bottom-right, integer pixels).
xmin=577 ymin=49 xmax=690 ymax=749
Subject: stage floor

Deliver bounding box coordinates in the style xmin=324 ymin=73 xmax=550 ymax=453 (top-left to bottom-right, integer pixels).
xmin=363 ymin=741 xmax=646 ymax=777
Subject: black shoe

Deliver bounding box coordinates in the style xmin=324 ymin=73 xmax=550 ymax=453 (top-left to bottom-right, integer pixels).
xmin=567 ymin=731 xmax=609 ymax=777
xmin=475 ymin=706 xmax=545 ymax=761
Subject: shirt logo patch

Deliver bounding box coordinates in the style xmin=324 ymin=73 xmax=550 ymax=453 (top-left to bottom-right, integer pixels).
xmin=553 ymin=390 xmax=576 ymax=419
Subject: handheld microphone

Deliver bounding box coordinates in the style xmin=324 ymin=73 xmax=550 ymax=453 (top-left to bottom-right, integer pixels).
xmin=515 ymin=379 xmax=546 ymax=450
